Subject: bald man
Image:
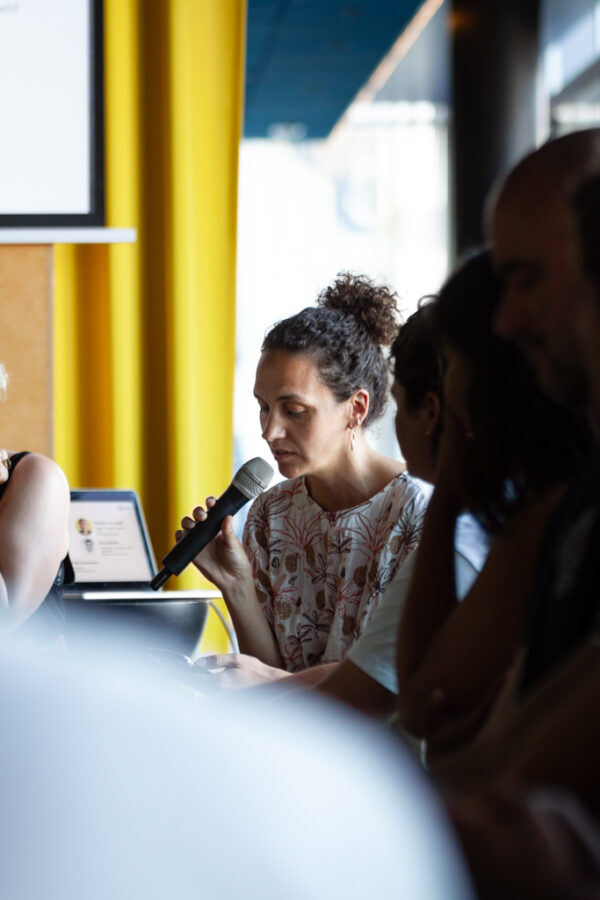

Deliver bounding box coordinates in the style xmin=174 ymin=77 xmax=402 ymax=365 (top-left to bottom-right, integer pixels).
xmin=486 ymin=131 xmax=600 ymax=694
xmin=490 ymin=129 xmax=600 ymax=409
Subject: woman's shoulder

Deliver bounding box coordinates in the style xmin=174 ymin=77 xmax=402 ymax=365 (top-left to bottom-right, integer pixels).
xmin=379 ymin=471 xmax=429 ymax=509
xmin=333 ymin=472 xmax=426 ymax=527
xmin=10 ymin=451 xmax=67 ymax=480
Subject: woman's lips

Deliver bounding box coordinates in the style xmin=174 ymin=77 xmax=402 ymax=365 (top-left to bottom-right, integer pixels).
xmin=273 ymin=449 xmax=295 ymax=460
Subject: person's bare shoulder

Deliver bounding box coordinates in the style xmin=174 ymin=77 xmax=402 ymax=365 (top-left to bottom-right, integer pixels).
xmin=4 ymin=453 xmax=70 ymax=513
xmin=9 ymin=452 xmax=68 ymax=485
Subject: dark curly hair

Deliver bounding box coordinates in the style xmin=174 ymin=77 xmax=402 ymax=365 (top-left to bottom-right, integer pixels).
xmin=431 ymin=250 xmax=592 ymax=532
xmin=262 ymin=273 xmax=399 ymax=427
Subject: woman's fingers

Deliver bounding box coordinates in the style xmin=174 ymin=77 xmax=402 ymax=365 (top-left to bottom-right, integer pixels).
xmin=193 ymin=504 xmax=211 ymax=522
xmin=178 ymin=497 xmax=217 ymax=532
xmin=178 ymin=509 xmax=206 ymax=540
xmin=179 ymin=515 xmax=196 ymax=530
xmin=176 ymin=497 xmax=220 ymax=543
xmin=220 ymin=514 xmax=234 ymax=535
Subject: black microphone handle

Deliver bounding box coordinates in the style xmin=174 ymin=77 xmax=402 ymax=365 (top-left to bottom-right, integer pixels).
xmin=153 ymin=483 xmax=250 ymax=585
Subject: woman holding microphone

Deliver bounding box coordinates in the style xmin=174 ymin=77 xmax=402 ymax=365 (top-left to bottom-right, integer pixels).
xmin=179 ymin=274 xmax=426 ymax=672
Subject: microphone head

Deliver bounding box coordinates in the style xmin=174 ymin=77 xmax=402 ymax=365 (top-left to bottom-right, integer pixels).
xmin=232 ymin=457 xmax=274 ymax=501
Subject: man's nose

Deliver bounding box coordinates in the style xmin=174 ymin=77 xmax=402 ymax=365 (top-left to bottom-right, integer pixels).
xmin=494 ymin=288 xmax=529 ymax=338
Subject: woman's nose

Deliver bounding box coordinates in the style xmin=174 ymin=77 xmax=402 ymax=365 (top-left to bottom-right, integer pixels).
xmin=262 ymin=411 xmax=285 ymax=441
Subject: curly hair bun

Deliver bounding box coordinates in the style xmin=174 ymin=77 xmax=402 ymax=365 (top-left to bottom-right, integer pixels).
xmin=317 ymin=272 xmax=399 ymax=346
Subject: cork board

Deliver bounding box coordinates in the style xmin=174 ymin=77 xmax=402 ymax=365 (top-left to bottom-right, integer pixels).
xmin=0 ymin=245 xmax=53 ymax=455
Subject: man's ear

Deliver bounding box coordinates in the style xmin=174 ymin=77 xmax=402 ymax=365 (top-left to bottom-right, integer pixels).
xmin=423 ymin=391 xmax=441 ymax=435
xmin=349 ymin=389 xmax=370 ymax=426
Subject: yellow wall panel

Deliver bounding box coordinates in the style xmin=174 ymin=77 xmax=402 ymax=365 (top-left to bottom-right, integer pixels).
xmin=54 ymin=0 xmax=247 ymax=650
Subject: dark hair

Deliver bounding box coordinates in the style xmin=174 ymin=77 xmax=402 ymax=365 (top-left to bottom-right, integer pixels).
xmin=431 ymin=250 xmax=592 ymax=532
xmin=572 ymin=171 xmax=600 ymax=296
xmin=262 ymin=273 xmax=398 ymax=426
xmin=391 ymin=303 xmax=443 ymax=411
xmin=391 ymin=303 xmax=445 ymax=462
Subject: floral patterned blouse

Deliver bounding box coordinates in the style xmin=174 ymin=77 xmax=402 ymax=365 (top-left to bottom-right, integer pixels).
xmin=242 ymin=472 xmax=426 ymax=671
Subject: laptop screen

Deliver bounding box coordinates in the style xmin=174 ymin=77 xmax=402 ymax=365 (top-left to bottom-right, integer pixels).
xmin=68 ymin=489 xmax=156 ymax=588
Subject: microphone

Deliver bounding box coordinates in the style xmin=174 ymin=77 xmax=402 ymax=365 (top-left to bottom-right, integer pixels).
xmin=150 ymin=457 xmax=274 ymax=590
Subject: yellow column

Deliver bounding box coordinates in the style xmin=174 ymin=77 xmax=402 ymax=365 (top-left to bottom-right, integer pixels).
xmin=166 ymin=0 xmax=246 ymax=582
xmin=105 ymin=0 xmax=143 ymax=492
xmin=54 ymin=0 xmax=247 ymax=651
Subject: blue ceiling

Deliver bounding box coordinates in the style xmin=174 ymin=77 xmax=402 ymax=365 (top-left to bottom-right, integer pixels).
xmin=244 ymin=0 xmax=426 ymax=139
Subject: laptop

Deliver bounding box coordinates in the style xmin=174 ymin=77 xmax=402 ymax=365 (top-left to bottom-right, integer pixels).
xmin=63 ymin=488 xmax=220 ymax=603
xmin=61 ymin=489 xmax=225 ymax=658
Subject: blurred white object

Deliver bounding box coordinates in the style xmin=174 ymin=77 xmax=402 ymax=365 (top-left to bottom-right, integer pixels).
xmin=0 ymin=643 xmax=473 ymax=899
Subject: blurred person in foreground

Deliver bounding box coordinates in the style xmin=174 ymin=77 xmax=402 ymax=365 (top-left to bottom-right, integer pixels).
xmin=0 ymin=641 xmax=475 ymax=900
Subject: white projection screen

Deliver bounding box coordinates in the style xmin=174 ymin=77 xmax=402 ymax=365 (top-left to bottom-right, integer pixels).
xmin=0 ymin=0 xmax=104 ymax=226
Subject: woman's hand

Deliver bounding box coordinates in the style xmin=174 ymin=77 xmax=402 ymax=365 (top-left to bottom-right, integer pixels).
xmin=194 ymin=653 xmax=290 ymax=689
xmin=433 ymin=407 xmax=474 ymax=509
xmin=176 ymin=497 xmax=253 ymax=595
xmin=177 ymin=501 xmax=284 ymax=668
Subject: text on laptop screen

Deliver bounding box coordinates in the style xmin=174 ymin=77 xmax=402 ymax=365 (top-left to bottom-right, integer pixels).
xmin=69 ymin=499 xmax=154 ymax=583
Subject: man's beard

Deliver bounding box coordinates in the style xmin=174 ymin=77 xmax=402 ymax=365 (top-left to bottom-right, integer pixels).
xmin=541 ymin=357 xmax=590 ymax=414
xmin=517 ymin=336 xmax=590 ymax=413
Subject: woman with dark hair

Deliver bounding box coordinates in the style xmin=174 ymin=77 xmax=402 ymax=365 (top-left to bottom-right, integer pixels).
xmin=180 ymin=274 xmax=426 ymax=672
xmin=395 ymin=250 xmax=593 ymax=749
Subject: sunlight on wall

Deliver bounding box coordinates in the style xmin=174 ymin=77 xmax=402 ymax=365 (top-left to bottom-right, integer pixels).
xmin=235 ymin=102 xmax=449 ymax=485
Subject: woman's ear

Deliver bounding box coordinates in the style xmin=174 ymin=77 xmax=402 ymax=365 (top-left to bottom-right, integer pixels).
xmin=423 ymin=391 xmax=442 ymax=436
xmin=349 ymin=389 xmax=370 ymax=426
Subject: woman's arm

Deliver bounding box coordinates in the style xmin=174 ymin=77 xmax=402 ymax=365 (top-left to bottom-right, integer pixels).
xmin=397 ymin=486 xmax=562 ymax=739
xmin=0 ymin=453 xmax=69 ymax=629
xmin=503 ymin=644 xmax=600 ymax=801
xmin=193 ymin=653 xmax=395 ymax=718
xmin=178 ymin=508 xmax=283 ymax=667
xmin=395 ymin=482 xmax=461 ymax=693
xmin=435 ymin=642 xmax=600 ymax=806
xmin=395 ymin=412 xmax=469 ymax=726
